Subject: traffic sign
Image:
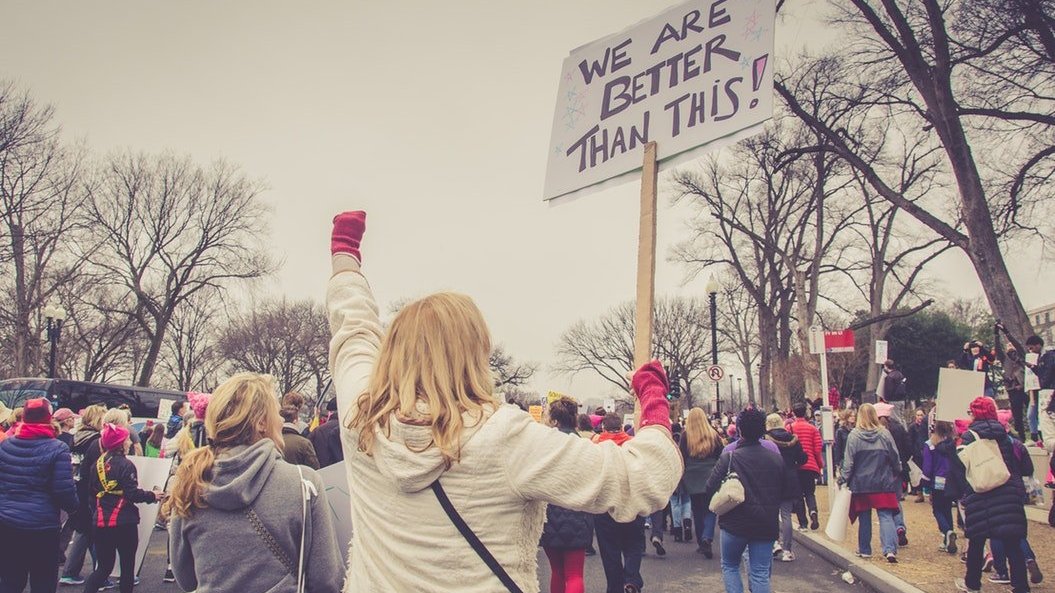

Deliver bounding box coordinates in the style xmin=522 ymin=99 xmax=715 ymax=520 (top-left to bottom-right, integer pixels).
xmin=706 ymin=365 xmax=725 ymax=382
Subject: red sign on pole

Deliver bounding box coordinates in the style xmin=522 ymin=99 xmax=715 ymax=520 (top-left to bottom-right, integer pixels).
xmin=824 ymin=330 xmax=855 ymax=353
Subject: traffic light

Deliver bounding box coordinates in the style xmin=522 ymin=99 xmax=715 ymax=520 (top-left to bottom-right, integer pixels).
xmin=668 ymin=371 xmax=681 ymax=400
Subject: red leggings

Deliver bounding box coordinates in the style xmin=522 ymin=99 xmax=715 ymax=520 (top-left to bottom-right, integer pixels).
xmin=543 ymin=547 xmax=585 ymax=593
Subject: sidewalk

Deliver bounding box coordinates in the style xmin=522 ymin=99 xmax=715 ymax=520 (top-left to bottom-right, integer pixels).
xmin=794 ymin=487 xmax=1054 ymax=593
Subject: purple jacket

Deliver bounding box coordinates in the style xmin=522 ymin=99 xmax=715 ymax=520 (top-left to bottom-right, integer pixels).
xmin=920 ymin=438 xmax=953 ymax=487
xmin=724 ymin=438 xmax=779 ymax=455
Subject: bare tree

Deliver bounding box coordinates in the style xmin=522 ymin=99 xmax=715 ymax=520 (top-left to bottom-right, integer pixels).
xmin=714 ymin=272 xmax=761 ymax=405
xmin=554 ymin=297 xmax=713 ymax=401
xmin=86 ymin=151 xmax=274 ymax=386
xmin=0 ymin=82 xmax=91 ymax=377
xmin=490 ymin=344 xmax=538 ymax=389
xmin=218 ymin=298 xmax=330 ymax=402
xmin=55 ymin=278 xmax=143 ymax=383
xmin=159 ymin=290 xmax=225 ymax=391
xmin=776 ymin=0 xmax=1055 ymax=342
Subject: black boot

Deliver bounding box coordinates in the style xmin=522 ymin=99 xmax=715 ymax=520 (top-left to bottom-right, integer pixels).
xmin=682 ymin=518 xmax=693 ymax=543
xmin=673 ymin=524 xmax=683 ymax=542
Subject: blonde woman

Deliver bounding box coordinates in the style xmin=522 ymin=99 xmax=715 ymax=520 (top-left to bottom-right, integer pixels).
xmin=839 ymin=403 xmax=901 ymax=563
xmin=167 ymin=373 xmax=342 ymax=593
xmin=102 ymin=407 xmax=142 ymax=456
xmin=61 ymin=404 xmax=109 ymax=586
xmin=327 ymin=211 xmax=682 ymax=593
xmin=680 ymin=408 xmax=724 ymax=558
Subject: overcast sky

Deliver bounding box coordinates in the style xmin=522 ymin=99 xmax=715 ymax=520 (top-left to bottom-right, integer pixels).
xmin=2 ymin=0 xmax=1049 ymax=401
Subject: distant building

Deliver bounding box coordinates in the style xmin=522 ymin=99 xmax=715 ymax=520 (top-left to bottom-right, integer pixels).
xmin=1029 ymin=302 xmax=1055 ymax=345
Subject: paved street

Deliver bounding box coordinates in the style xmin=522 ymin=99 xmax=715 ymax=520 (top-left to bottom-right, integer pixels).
xmin=115 ymin=527 xmax=875 ymax=593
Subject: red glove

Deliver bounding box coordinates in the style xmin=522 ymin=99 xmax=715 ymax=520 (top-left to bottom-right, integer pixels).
xmin=631 ymin=360 xmax=671 ymax=431
xmin=331 ymin=211 xmax=366 ymax=262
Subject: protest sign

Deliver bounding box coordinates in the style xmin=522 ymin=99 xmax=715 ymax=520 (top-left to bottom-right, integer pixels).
xmin=1025 ymin=352 xmax=1041 ymax=391
xmin=875 ymin=340 xmax=888 ymax=365
xmin=529 ymin=405 xmax=545 ymax=422
xmin=935 ymin=368 xmax=986 ymax=422
xmin=318 ymin=462 xmax=353 ymax=567
xmin=157 ymin=398 xmax=174 ymax=422
xmin=603 ymin=398 xmax=616 ymax=413
xmin=113 ymin=456 xmax=171 ymax=577
xmin=544 ymin=0 xmax=776 ymax=200
xmin=547 ymin=391 xmax=566 ymax=404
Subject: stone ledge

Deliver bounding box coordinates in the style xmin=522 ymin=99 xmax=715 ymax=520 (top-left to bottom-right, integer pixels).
xmin=792 ymin=530 xmax=930 ymax=593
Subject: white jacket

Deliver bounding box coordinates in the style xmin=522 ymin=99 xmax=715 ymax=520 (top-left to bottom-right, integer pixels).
xmin=327 ymin=257 xmax=682 ymax=593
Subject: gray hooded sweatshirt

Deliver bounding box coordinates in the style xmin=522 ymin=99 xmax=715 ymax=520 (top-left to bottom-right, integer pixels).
xmin=840 ymin=427 xmax=901 ymax=495
xmin=169 ymin=439 xmax=343 ymax=593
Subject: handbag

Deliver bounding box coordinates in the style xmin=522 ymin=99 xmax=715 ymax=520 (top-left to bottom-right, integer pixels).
xmin=957 ymin=430 xmax=1011 ymax=493
xmin=245 ymin=465 xmax=317 ymax=593
xmin=709 ymin=448 xmax=745 ymax=515
xmin=432 ymin=480 xmax=524 ymax=593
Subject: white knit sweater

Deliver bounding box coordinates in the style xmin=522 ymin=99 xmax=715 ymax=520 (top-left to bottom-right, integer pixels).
xmin=327 ymin=257 xmax=683 ymax=593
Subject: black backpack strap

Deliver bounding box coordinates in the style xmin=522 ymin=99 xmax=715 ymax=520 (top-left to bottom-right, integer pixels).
xmin=430 ymin=480 xmax=524 ymax=593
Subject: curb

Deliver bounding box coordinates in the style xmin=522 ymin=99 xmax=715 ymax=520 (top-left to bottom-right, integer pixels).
xmin=792 ymin=530 xmax=930 ymax=593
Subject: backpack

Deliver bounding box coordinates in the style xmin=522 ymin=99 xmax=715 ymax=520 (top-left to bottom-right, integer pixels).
xmin=957 ymin=430 xmax=1011 ymax=493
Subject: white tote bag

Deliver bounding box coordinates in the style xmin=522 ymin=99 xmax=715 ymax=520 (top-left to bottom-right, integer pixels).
xmin=825 ymin=486 xmax=852 ymax=542
xmin=907 ymin=459 xmax=923 ymax=488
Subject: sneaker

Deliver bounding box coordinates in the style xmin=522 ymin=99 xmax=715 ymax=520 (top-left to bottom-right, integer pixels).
xmin=886 ymin=553 xmax=898 ymax=563
xmin=1027 ymin=559 xmax=1043 ymax=584
xmin=955 ymin=578 xmax=980 ymax=593
xmin=946 ymin=532 xmax=958 ymax=555
xmin=100 ymin=580 xmax=116 ymax=591
xmin=651 ymin=536 xmax=666 ymax=557
xmin=855 ymin=551 xmax=872 ymax=558
xmin=915 ymin=493 xmax=926 ymax=503
xmin=773 ymin=546 xmax=783 ymax=558
xmin=938 ymin=544 xmax=949 ymax=553
xmin=982 ymin=553 xmax=994 ymax=573
xmin=163 ymin=568 xmax=176 ymax=583
xmin=698 ymin=538 xmax=713 ymax=559
xmin=624 ymin=585 xmax=641 ymax=593
xmin=988 ymin=573 xmax=1011 ymax=584
xmin=896 ymin=527 xmax=908 ymax=547
xmin=58 ymin=577 xmax=85 ymax=586
xmin=585 ymin=547 xmax=596 ymax=557
xmin=961 ymin=550 xmax=968 ymax=563
xmin=780 ymin=550 xmax=795 ymax=562
xmin=809 ymin=511 xmax=819 ymax=530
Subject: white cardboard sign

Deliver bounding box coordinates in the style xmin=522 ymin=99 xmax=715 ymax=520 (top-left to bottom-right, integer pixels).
xmin=543 ymin=0 xmax=776 ymax=201
xmin=1025 ymin=352 xmax=1041 ymax=391
xmin=875 ymin=340 xmax=888 ymax=365
xmin=935 ymin=368 xmax=986 ymax=422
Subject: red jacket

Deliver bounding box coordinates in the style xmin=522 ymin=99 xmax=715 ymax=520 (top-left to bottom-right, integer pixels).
xmin=789 ymin=418 xmax=823 ymax=474
xmin=594 ymin=431 xmax=632 ymax=447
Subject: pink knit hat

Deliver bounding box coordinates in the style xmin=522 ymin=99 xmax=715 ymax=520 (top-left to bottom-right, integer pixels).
xmin=100 ymin=423 xmax=130 ymax=451
xmin=996 ymin=409 xmax=1012 ymax=430
xmin=188 ymin=391 xmax=212 ymax=420
xmin=874 ymin=402 xmax=894 ymax=418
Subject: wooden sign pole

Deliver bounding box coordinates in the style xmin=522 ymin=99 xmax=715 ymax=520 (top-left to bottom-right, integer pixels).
xmin=634 ymin=142 xmax=659 ymax=425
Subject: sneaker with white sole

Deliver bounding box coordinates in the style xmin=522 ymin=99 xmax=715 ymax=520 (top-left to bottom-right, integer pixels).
xmin=163 ymin=568 xmax=176 ymax=583
xmin=780 ymin=551 xmax=795 ymax=562
xmin=988 ymin=573 xmax=1011 ymax=584
xmin=946 ymin=532 xmax=958 ymax=555
xmin=982 ymin=553 xmax=994 ymax=573
xmin=58 ymin=577 xmax=84 ymax=586
xmin=954 ymin=578 xmax=980 ymax=593
xmin=855 ymin=551 xmax=872 ymax=558
xmin=886 ymin=553 xmax=898 ymax=563
xmin=896 ymin=528 xmax=908 ymax=547
xmin=651 ymin=536 xmax=666 ymax=557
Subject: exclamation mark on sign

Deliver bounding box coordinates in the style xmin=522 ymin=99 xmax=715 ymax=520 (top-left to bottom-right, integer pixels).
xmin=750 ymin=54 xmax=768 ymax=109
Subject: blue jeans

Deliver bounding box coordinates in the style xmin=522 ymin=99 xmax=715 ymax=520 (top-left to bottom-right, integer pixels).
xmin=671 ymin=491 xmax=691 ymax=527
xmin=931 ymin=491 xmax=954 ymax=534
xmin=1027 ymin=391 xmax=1042 ymax=435
xmin=857 ymin=508 xmax=898 ymax=556
xmin=62 ymin=530 xmax=96 ymax=579
xmin=719 ymin=530 xmax=774 ymax=593
xmin=894 ymin=501 xmax=906 ymax=532
xmin=595 ymin=514 xmax=645 ymax=593
xmin=992 ymin=538 xmax=1036 ymax=575
xmin=689 ymin=492 xmax=717 ymax=544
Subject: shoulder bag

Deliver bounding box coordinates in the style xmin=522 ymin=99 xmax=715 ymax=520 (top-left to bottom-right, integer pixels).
xmin=431 ymin=480 xmax=524 ymax=593
xmin=245 ymin=466 xmax=318 ymax=593
xmin=709 ymin=448 xmax=745 ymax=515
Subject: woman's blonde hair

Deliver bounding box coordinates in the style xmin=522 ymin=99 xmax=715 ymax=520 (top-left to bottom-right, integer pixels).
xmin=101 ymin=408 xmax=131 ymax=427
xmin=683 ymin=408 xmax=722 ymax=458
xmin=165 ymin=373 xmax=283 ymax=518
xmin=79 ymin=405 xmax=107 ymax=431
xmin=856 ymin=403 xmax=881 ymax=431
xmin=765 ymin=413 xmax=784 ymax=431
xmin=349 ymin=292 xmax=498 ymax=467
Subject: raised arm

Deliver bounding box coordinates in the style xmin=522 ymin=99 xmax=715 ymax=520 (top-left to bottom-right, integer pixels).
xmin=326 ymin=211 xmax=383 ymax=422
xmin=504 ymin=361 xmax=683 ymax=522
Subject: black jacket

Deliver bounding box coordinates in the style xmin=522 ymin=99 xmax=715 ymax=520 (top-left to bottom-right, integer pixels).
xmin=882 ymin=370 xmax=907 ymax=401
xmin=765 ymin=428 xmax=806 ymax=501
xmin=907 ymin=421 xmax=928 ymax=464
xmin=308 ymin=417 xmax=344 ymax=468
xmin=539 ymin=428 xmax=593 ymax=549
xmin=71 ymin=429 xmax=102 ymax=533
xmin=88 ymin=451 xmax=158 ymax=528
xmin=957 ymin=419 xmax=1027 ymax=541
xmin=703 ymin=439 xmax=795 ymax=541
xmin=832 ymin=425 xmax=851 ymax=473
xmin=886 ymin=420 xmax=912 ymax=475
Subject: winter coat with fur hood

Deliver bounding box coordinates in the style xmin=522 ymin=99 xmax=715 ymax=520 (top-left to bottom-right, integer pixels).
xmin=765 ymin=428 xmax=806 ymax=500
xmin=327 ymin=255 xmax=682 ymax=593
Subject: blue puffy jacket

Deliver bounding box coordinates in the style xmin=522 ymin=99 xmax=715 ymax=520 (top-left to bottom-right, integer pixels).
xmin=0 ymin=434 xmax=79 ymax=530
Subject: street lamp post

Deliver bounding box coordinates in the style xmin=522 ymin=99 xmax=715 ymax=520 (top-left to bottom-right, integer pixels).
xmin=706 ymin=276 xmax=720 ymax=416
xmin=43 ymin=302 xmax=67 ymax=379
xmin=737 ymin=377 xmax=743 ymax=404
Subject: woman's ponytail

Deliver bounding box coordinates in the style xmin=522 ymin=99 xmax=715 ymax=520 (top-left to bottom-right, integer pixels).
xmin=165 ymin=446 xmax=216 ymax=518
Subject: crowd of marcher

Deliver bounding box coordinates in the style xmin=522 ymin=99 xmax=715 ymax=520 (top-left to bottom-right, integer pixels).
xmin=1 ymin=211 xmax=1053 ymax=593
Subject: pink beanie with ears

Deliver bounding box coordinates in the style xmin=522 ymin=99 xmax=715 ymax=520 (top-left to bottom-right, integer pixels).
xmin=996 ymin=409 xmax=1012 ymax=430
xmin=100 ymin=423 xmax=130 ymax=451
xmin=954 ymin=418 xmax=971 ymax=436
xmin=187 ymin=391 xmax=212 ymax=420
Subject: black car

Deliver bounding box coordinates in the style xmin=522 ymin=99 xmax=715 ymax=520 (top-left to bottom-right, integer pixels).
xmin=0 ymin=378 xmax=185 ymax=419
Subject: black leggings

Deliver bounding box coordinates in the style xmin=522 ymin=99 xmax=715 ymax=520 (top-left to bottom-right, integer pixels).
xmin=795 ymin=470 xmax=819 ymax=526
xmin=83 ymin=525 xmax=138 ymax=593
xmin=0 ymin=522 xmax=59 ymax=593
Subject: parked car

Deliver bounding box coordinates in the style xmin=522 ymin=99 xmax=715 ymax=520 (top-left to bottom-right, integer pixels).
xmin=0 ymin=378 xmax=185 ymax=419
